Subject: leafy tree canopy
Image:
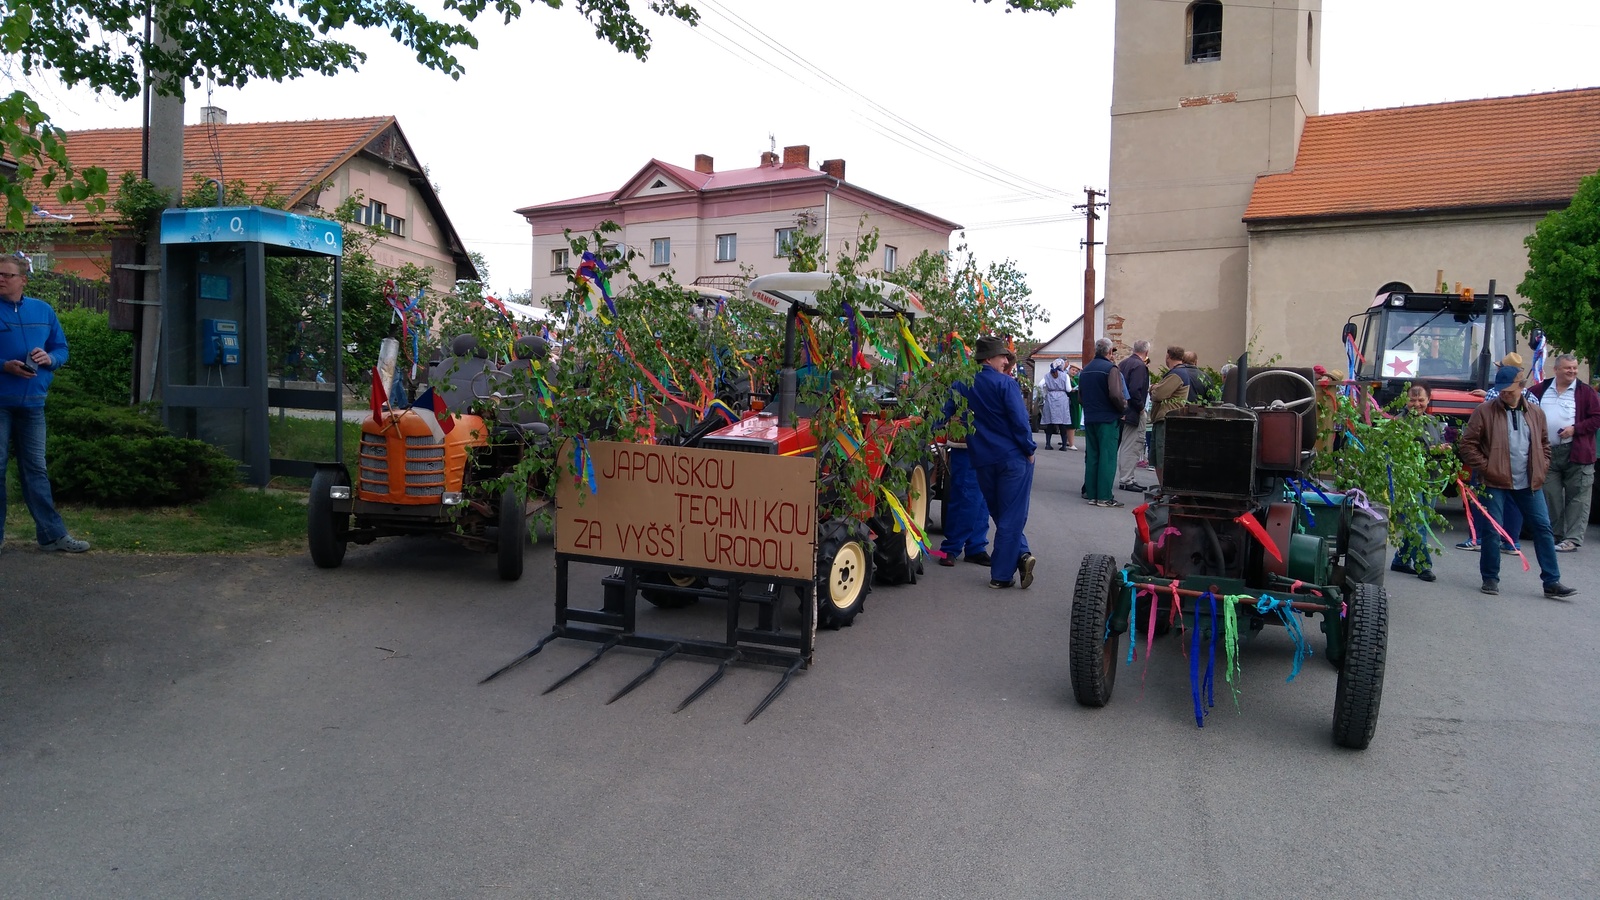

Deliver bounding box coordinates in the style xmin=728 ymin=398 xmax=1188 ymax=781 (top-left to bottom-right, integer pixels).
xmin=1518 ymin=170 xmax=1600 ymax=363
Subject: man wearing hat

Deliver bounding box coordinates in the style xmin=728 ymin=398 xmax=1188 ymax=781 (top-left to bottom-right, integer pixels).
xmin=1459 ymin=357 xmax=1577 ymax=598
xmin=948 ymin=335 xmax=1037 ymax=589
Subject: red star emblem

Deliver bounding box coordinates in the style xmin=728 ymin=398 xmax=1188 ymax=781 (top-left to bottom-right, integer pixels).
xmin=1386 ymin=355 xmax=1414 ymax=376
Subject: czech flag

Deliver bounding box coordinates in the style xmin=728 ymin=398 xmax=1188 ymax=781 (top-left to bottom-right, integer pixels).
xmin=410 ymin=387 xmax=455 ymax=442
xmin=370 ymin=367 xmax=387 ymax=421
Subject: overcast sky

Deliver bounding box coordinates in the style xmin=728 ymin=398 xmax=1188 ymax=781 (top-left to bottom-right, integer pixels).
xmin=25 ymin=0 xmax=1600 ymax=330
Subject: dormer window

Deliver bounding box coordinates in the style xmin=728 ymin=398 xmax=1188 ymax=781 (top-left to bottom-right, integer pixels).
xmin=1188 ymin=1 xmax=1222 ymax=63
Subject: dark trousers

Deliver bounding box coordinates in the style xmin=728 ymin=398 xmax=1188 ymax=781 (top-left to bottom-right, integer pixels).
xmin=1084 ymin=422 xmax=1118 ymax=501
xmin=975 ymin=456 xmax=1033 ymax=582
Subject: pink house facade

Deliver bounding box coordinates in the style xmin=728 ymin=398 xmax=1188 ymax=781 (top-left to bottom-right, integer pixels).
xmin=515 ymin=145 xmax=961 ymax=305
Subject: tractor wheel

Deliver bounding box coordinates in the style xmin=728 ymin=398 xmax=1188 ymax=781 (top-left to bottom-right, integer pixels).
xmin=308 ymin=468 xmax=349 ymax=569
xmin=1070 ymin=553 xmax=1124 ymax=707
xmin=497 ymin=486 xmax=525 ymax=581
xmin=639 ymin=570 xmax=704 ymax=609
xmin=1332 ymin=582 xmax=1388 ymax=749
xmin=817 ymin=520 xmax=873 ymax=629
xmin=1339 ymin=501 xmax=1389 ymax=588
xmin=874 ymin=463 xmax=929 ymax=585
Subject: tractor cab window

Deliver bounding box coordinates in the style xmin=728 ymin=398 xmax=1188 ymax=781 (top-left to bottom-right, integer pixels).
xmin=1365 ymin=309 xmax=1509 ymax=383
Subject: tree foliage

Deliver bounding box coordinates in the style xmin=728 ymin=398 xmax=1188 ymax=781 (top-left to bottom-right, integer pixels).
xmin=1319 ymin=392 xmax=1458 ymax=560
xmin=1519 ymin=170 xmax=1600 ymax=362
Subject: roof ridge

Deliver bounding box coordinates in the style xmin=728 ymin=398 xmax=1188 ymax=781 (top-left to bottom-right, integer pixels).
xmin=1315 ymin=85 xmax=1600 ymax=120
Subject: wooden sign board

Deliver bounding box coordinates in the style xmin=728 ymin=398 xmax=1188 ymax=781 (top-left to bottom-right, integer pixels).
xmin=555 ymin=441 xmax=818 ymax=580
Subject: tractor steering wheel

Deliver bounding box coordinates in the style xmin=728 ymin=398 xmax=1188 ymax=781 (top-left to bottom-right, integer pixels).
xmin=1244 ymin=369 xmax=1317 ymax=411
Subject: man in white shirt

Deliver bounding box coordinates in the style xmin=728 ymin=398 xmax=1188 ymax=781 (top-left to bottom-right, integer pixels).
xmin=1528 ymin=353 xmax=1600 ymax=551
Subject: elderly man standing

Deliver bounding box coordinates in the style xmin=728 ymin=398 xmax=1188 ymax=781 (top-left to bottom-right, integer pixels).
xmin=952 ymin=335 xmax=1037 ymax=589
xmin=1115 ymin=339 xmax=1152 ymax=492
xmin=1079 ymin=337 xmax=1127 ymax=507
xmin=1528 ymin=353 xmax=1600 ymax=552
xmin=1459 ymin=363 xmax=1576 ymax=598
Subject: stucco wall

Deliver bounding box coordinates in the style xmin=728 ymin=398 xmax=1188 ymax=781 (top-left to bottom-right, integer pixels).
xmin=1246 ymin=211 xmax=1549 ymax=370
xmin=339 ymin=157 xmax=460 ymax=298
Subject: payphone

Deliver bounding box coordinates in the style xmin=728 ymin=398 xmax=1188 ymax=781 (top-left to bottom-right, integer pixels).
xmin=202 ymin=319 xmax=240 ymax=366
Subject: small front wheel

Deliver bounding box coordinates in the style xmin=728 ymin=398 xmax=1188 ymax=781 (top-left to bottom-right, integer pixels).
xmin=1070 ymin=553 xmax=1124 ymax=707
xmin=308 ymin=468 xmax=349 ymax=569
xmin=1332 ymin=582 xmax=1388 ymax=749
xmin=817 ymin=519 xmax=873 ymax=629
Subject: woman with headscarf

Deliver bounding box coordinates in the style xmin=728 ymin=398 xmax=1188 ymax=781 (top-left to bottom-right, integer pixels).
xmin=1040 ymin=361 xmax=1074 ymax=451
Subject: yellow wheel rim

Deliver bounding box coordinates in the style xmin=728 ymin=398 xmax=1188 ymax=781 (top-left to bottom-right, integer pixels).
xmin=827 ymin=540 xmax=868 ymax=608
xmin=905 ymin=466 xmax=929 ymax=560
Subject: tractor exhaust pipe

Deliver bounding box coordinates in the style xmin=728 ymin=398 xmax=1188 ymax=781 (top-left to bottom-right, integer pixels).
xmin=1235 ymin=352 xmax=1248 ymax=407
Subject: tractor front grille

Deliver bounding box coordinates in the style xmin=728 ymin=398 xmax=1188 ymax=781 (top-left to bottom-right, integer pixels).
xmin=700 ymin=435 xmax=778 ymax=455
xmin=1163 ymin=410 xmax=1257 ymax=497
xmin=359 ymin=433 xmax=446 ymax=497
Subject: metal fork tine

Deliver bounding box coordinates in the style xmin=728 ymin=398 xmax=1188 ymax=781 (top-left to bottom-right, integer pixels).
xmin=606 ymin=643 xmax=682 ymax=705
xmin=541 ymin=636 xmax=621 ymax=695
xmin=744 ymin=658 xmax=804 ymax=724
xmin=478 ymin=631 xmax=560 ymax=685
xmin=674 ymin=652 xmax=740 ymax=713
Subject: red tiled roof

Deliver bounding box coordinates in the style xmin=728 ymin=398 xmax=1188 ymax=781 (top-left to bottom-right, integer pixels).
xmin=39 ymin=117 xmax=393 ymax=222
xmin=1245 ymin=87 xmax=1600 ymax=222
xmin=518 ymin=158 xmax=833 ymax=212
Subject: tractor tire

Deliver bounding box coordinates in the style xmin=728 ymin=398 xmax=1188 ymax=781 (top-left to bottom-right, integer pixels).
xmin=308 ymin=468 xmax=349 ymax=569
xmin=874 ymin=463 xmax=930 ymax=585
xmin=1332 ymin=582 xmax=1388 ymax=749
xmin=1070 ymin=553 xmax=1124 ymax=707
xmin=639 ymin=570 xmax=705 ymax=609
xmin=817 ymin=519 xmax=873 ymax=629
xmin=497 ymin=486 xmax=525 ymax=581
xmin=1340 ymin=502 xmax=1389 ymax=588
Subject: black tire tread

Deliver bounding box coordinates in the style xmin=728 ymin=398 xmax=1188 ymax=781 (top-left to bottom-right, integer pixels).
xmin=1070 ymin=553 xmax=1122 ymax=707
xmin=1332 ymin=582 xmax=1388 ymax=749
xmin=308 ymin=469 xmax=348 ymax=569
xmin=1342 ymin=503 xmax=1389 ymax=588
xmin=497 ymin=486 xmax=525 ymax=581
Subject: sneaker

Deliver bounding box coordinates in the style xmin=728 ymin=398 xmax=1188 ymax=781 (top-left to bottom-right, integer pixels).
xmin=1066 ymin=445 xmax=1079 ymax=451
xmin=1480 ymin=579 xmax=1500 ymax=595
xmin=1058 ymin=446 xmax=1068 ymax=452
xmin=1502 ymin=544 xmax=1522 ymax=556
xmin=41 ymin=535 xmax=90 ymax=553
xmin=964 ymin=551 xmax=992 ymax=567
xmin=1390 ymin=561 xmax=1418 ymax=576
xmin=1018 ymin=553 xmax=1036 ymax=590
xmin=1544 ymin=582 xmax=1578 ymax=599
xmin=989 ymin=579 xmax=1015 ymax=589
xmin=1101 ymin=499 xmax=1126 ymax=509
xmin=1455 ymin=539 xmax=1480 ymax=551
xmin=1555 ymin=539 xmax=1579 ymax=553
xmin=1086 ymin=498 xmax=1102 ymax=507
xmin=938 ymin=555 xmax=957 ymax=568
xmin=1417 ymin=568 xmax=1437 ymax=583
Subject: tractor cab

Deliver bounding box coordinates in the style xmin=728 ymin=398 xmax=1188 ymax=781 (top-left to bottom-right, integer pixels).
xmin=1344 ymin=283 xmax=1522 ymax=417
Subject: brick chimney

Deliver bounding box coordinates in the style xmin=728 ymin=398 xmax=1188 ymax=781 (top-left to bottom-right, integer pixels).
xmin=782 ymin=144 xmax=810 ymax=168
xmin=694 ymin=153 xmax=714 ymax=174
xmin=821 ymin=158 xmax=845 ymax=181
xmin=201 ymin=106 xmax=228 ymax=125
xmin=760 ymin=151 xmax=779 ymax=167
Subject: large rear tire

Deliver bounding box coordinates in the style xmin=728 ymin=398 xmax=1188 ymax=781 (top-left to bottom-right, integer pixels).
xmin=817 ymin=519 xmax=872 ymax=629
xmin=1332 ymin=582 xmax=1388 ymax=749
xmin=874 ymin=463 xmax=929 ymax=585
xmin=497 ymin=486 xmax=525 ymax=581
xmin=308 ymin=468 xmax=349 ymax=569
xmin=639 ymin=570 xmax=704 ymax=609
xmin=1070 ymin=553 xmax=1124 ymax=707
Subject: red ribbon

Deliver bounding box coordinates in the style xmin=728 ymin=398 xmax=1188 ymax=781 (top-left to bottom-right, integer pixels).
xmin=1235 ymin=512 xmax=1284 ymax=563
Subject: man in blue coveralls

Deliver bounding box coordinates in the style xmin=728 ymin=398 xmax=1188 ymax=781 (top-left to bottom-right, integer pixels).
xmin=934 ymin=377 xmax=992 ymax=571
xmin=951 ymin=335 xmax=1037 ymax=589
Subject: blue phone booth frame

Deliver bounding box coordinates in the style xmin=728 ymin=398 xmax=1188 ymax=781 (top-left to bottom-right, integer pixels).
xmin=159 ymin=206 xmax=346 ymax=486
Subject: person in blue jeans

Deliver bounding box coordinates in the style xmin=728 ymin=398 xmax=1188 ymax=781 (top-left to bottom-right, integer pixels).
xmin=1457 ymin=363 xmax=1574 ymax=598
xmin=934 ymin=387 xmax=991 ymax=569
xmin=1458 ymin=361 xmax=1523 ymax=555
xmin=951 ymin=335 xmax=1036 ymax=589
xmin=0 ymin=255 xmax=91 ymax=554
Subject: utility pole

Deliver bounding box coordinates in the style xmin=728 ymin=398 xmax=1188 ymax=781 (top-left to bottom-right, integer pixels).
xmin=1074 ymin=187 xmax=1108 ymax=364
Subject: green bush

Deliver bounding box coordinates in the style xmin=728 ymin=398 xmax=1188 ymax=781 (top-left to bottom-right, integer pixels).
xmin=54 ymin=307 xmax=133 ymax=406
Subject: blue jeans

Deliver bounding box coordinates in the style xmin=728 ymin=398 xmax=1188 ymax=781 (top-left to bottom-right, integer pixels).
xmin=1480 ymin=488 xmax=1560 ymax=586
xmin=939 ymin=448 xmax=989 ymax=558
xmin=1 ymin=405 xmax=69 ymax=546
xmin=975 ymin=455 xmax=1033 ymax=582
xmin=1470 ymin=480 xmax=1522 ymax=547
xmin=1392 ymin=512 xmax=1432 ymax=569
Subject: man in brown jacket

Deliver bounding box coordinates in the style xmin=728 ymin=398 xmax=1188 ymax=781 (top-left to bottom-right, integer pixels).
xmin=1459 ymin=364 xmax=1576 ymax=598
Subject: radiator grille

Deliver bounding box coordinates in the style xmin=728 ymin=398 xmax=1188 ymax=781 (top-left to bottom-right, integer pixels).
xmin=700 ymin=436 xmax=778 ymax=455
xmin=359 ymin=433 xmax=446 ymax=497
xmin=1163 ymin=414 xmax=1256 ymax=497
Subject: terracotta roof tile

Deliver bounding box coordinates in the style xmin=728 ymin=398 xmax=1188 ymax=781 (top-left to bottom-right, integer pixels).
xmin=35 ymin=117 xmax=392 ymax=223
xmin=1245 ymin=87 xmax=1600 ymax=222
xmin=518 ymin=158 xmax=831 ymax=212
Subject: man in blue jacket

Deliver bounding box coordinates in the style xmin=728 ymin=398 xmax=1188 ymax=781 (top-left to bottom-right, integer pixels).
xmin=950 ymin=335 xmax=1036 ymax=589
xmin=0 ymin=256 xmax=90 ymax=554
xmin=1078 ymin=337 xmax=1128 ymax=507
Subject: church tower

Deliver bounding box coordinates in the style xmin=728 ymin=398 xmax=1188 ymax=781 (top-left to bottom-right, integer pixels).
xmin=1103 ymin=0 xmax=1320 ymax=363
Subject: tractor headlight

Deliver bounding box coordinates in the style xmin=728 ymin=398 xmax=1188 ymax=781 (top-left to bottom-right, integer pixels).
xmin=442 ymin=492 xmax=466 ymax=506
xmin=1492 ymin=297 xmax=1505 ymax=310
xmin=1389 ymin=294 xmax=1406 ymax=306
xmin=329 ymin=485 xmax=351 ymax=500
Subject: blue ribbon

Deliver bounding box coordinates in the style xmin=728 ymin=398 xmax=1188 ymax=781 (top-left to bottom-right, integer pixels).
xmin=1255 ymin=593 xmax=1312 ymax=681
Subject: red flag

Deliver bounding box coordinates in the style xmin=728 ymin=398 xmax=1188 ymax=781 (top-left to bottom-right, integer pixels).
xmin=370 ymin=367 xmax=387 ymax=421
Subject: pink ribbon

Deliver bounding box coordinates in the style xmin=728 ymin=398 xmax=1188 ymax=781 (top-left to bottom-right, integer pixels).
xmin=1456 ymin=478 xmax=1530 ymax=572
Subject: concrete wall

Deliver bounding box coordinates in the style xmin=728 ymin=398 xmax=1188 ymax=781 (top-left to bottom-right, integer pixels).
xmin=1245 ymin=210 xmax=1550 ymax=369
xmin=1105 ymin=0 xmax=1320 ymax=365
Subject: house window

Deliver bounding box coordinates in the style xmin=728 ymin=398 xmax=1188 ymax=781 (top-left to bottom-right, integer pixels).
xmin=651 ymin=237 xmax=671 ymax=266
xmin=1306 ymin=12 xmax=1313 ymax=64
xmin=358 ymin=199 xmax=404 ymax=236
xmin=1187 ymin=1 xmax=1222 ymax=63
xmin=884 ymin=245 xmax=898 ymax=273
xmin=551 ymin=248 xmax=570 ymax=274
xmin=715 ymin=233 xmax=737 ymax=262
xmin=775 ymin=228 xmax=797 ymax=257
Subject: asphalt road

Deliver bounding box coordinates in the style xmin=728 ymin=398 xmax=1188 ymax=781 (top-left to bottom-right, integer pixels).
xmin=3 ymin=447 xmax=1597 ymax=899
